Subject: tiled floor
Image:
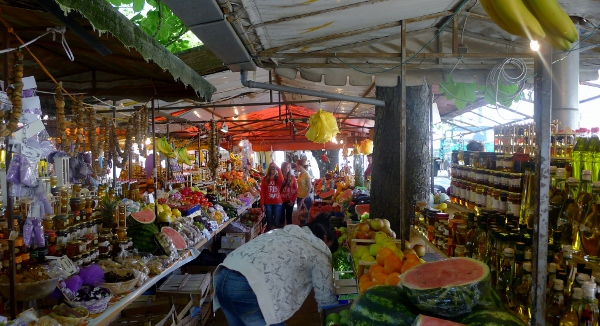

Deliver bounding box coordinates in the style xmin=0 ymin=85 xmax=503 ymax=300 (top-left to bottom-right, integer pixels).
xmin=205 ymin=290 xmax=322 ymax=326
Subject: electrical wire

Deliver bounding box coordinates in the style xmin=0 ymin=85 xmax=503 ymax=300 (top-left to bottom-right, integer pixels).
xmin=485 ymin=58 xmax=529 ymax=113
xmin=332 ymin=0 xmax=470 ymax=74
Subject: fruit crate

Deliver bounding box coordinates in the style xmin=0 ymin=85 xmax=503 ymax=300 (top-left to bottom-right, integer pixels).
xmin=333 ymin=271 xmax=357 ymax=295
xmin=320 ymin=303 xmax=352 ymax=326
xmin=349 ymin=238 xmax=402 ymax=251
xmin=156 ymin=273 xmax=212 ymax=305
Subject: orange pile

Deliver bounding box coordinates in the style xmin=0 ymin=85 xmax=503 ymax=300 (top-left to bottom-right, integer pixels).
xmin=357 ymin=248 xmax=424 ymax=293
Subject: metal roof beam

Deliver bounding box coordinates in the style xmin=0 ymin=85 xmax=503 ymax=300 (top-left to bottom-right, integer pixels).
xmin=259 ymin=11 xmax=452 ymax=55
xmin=249 ymin=0 xmax=394 ymax=29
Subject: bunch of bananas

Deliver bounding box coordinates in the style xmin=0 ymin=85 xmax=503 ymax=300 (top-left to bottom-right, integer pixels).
xmin=156 ymin=137 xmax=176 ymax=159
xmin=230 ymin=152 xmax=241 ymax=167
xmin=175 ymin=147 xmax=194 ymax=166
xmin=481 ymin=0 xmax=578 ymax=51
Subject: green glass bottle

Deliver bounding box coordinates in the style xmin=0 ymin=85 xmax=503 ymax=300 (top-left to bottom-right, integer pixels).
xmin=584 ymin=128 xmax=598 ymax=180
xmin=592 ymin=128 xmax=600 ymax=182
xmin=573 ymin=128 xmax=589 ymax=181
xmin=560 ymin=287 xmax=583 ymax=326
xmin=581 ymin=182 xmax=600 ymax=262
xmin=558 ymin=178 xmax=581 ymax=247
xmin=550 ymin=168 xmax=568 ymax=235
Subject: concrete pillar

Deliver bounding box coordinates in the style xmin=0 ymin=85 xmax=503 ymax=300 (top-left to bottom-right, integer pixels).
xmin=371 ymin=78 xmax=402 ymax=235
xmin=552 ymin=46 xmax=579 ymax=131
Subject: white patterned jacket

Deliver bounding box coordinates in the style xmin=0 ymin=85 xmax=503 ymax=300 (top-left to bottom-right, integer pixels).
xmin=214 ymin=225 xmax=338 ymax=325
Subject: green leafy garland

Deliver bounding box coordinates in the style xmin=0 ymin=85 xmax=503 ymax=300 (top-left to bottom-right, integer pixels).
xmin=439 ymin=74 xmax=522 ymax=110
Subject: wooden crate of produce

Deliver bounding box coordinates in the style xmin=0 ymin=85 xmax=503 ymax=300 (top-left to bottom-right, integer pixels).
xmin=157 ymin=273 xmax=212 ymax=304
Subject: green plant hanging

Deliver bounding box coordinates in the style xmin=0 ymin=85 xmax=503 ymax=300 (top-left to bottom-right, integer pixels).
xmin=439 ymin=74 xmax=480 ymax=110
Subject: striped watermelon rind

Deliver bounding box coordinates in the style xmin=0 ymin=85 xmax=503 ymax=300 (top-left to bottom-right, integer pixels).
xmin=455 ymin=308 xmax=527 ymax=326
xmin=476 ymin=287 xmax=505 ymax=310
xmin=400 ymin=257 xmax=491 ymax=317
xmin=411 ymin=315 xmax=466 ymax=326
xmin=349 ymin=285 xmax=418 ymax=326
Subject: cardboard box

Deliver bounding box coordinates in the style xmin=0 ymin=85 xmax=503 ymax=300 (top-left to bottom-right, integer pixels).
xmin=221 ymin=233 xmax=246 ymax=249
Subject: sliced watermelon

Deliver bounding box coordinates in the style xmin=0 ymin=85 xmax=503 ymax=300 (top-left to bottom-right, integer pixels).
xmin=455 ymin=308 xmax=527 ymax=326
xmin=161 ymin=226 xmax=187 ymax=250
xmin=400 ymin=257 xmax=490 ymax=317
xmin=412 ymin=315 xmax=466 ymax=326
xmin=355 ymin=204 xmax=370 ymax=215
xmin=320 ymin=189 xmax=336 ymax=199
xmin=130 ymin=209 xmax=155 ymax=224
xmin=339 ymin=189 xmax=353 ymax=200
xmin=349 ymin=285 xmax=418 ymax=326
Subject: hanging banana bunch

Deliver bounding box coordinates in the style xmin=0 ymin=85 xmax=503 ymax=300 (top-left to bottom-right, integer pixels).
xmin=155 ymin=136 xmax=176 ymax=158
xmin=481 ymin=0 xmax=577 ymax=51
xmin=0 ymin=51 xmax=24 ymax=137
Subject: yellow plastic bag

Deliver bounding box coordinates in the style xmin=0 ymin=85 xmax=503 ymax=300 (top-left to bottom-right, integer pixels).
xmin=306 ymin=109 xmax=340 ymax=144
xmin=360 ymin=139 xmax=373 ymax=155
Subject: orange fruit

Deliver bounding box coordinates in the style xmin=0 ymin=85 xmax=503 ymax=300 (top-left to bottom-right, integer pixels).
xmin=401 ymin=260 xmax=421 ymax=273
xmin=371 ymin=272 xmax=388 ymax=284
xmin=385 ymin=272 xmax=401 ymax=286
xmin=370 ymin=279 xmax=383 ymax=287
xmin=376 ymin=247 xmax=395 ymax=265
xmin=383 ymin=255 xmax=403 ymax=274
xmin=359 ymin=280 xmax=374 ymax=293
xmin=368 ymin=264 xmax=385 ymax=276
xmin=359 ymin=274 xmax=372 ymax=285
xmin=404 ymin=253 xmax=420 ymax=262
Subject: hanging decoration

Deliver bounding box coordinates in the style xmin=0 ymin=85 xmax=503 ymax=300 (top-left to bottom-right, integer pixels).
xmin=1 ymin=51 xmax=23 ymax=137
xmin=360 ymin=139 xmax=374 ymax=155
xmin=208 ymin=120 xmax=219 ymax=179
xmin=305 ymin=108 xmax=339 ymax=144
xmin=72 ymin=96 xmax=85 ymax=153
xmin=86 ymin=105 xmax=103 ymax=177
xmin=133 ymin=105 xmax=149 ymax=157
xmin=320 ymin=152 xmax=330 ymax=163
xmin=55 ymin=83 xmax=72 ymax=155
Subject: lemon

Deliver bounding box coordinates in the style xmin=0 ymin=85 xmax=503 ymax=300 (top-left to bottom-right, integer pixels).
xmin=437 ymin=203 xmax=448 ymax=212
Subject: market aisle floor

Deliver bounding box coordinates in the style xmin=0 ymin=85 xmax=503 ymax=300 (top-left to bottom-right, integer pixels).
xmin=205 ymin=290 xmax=322 ymax=326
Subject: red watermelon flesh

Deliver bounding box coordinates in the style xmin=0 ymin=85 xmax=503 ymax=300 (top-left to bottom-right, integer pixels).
xmin=131 ymin=209 xmax=155 ymax=224
xmin=400 ymin=257 xmax=490 ymax=317
xmin=161 ymin=227 xmax=187 ymax=249
xmin=340 ymin=189 xmax=353 ymax=200
xmin=402 ymin=257 xmax=487 ymax=289
xmin=412 ymin=315 xmax=466 ymax=326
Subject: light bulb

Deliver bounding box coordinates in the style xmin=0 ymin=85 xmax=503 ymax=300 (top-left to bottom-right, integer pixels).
xmin=530 ymin=40 xmax=540 ymax=52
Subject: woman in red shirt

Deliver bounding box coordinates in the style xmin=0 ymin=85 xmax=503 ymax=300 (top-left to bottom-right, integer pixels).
xmin=279 ymin=162 xmax=298 ymax=226
xmin=260 ymin=162 xmax=284 ymax=230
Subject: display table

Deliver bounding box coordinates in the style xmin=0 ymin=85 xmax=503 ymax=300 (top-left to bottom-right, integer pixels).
xmin=87 ymin=215 xmax=239 ymax=325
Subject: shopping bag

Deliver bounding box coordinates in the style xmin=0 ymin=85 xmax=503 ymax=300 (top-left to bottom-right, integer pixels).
xmin=295 ymin=201 xmax=310 ymax=223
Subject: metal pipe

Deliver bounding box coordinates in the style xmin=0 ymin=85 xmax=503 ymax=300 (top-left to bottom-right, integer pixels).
xmin=152 ymin=100 xmax=158 ymax=219
xmin=112 ymin=102 xmax=117 ymax=189
xmin=240 ymin=70 xmax=385 ymax=107
xmin=552 ymin=38 xmax=579 ymax=131
xmin=531 ymin=43 xmax=552 ymax=326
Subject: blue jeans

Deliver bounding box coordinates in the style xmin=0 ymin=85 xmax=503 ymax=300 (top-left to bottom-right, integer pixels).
xmin=264 ymin=204 xmax=282 ymax=229
xmin=215 ymin=267 xmax=285 ymax=326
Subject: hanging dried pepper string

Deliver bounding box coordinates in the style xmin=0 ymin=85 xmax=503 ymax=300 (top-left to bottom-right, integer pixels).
xmin=1 ymin=52 xmax=24 ymax=137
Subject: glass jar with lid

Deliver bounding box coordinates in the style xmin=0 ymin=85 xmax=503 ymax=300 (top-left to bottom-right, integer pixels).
xmin=455 ymin=245 xmax=467 ymax=257
xmin=54 ymin=215 xmax=69 ymax=230
xmin=475 ymin=169 xmax=485 ymax=184
xmin=507 ymin=192 xmax=522 ymax=218
xmin=500 ymin=172 xmax=510 ymax=191
xmin=499 ymin=192 xmax=508 ymax=213
xmin=496 ymin=155 xmax=505 ymax=171
xmin=508 ymin=173 xmax=523 ymax=193
xmin=66 ymin=240 xmax=81 ymax=259
xmin=42 ymin=214 xmax=55 ymax=231
xmin=503 ymin=155 xmax=514 ymax=172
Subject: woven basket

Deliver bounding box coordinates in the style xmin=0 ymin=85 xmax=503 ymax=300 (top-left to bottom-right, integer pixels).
xmin=48 ymin=304 xmax=89 ymax=326
xmin=66 ymin=295 xmax=112 ymax=314
xmin=100 ymin=277 xmax=138 ymax=296
xmin=0 ymin=278 xmax=59 ymax=301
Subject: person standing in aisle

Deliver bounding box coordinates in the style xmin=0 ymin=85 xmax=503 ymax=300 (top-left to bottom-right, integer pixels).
xmin=296 ymin=159 xmax=313 ymax=225
xmin=260 ymin=162 xmax=284 ymax=230
xmin=279 ymin=162 xmax=298 ymax=226
xmin=364 ymin=154 xmax=373 ymax=190
xmin=213 ymin=213 xmax=339 ymax=326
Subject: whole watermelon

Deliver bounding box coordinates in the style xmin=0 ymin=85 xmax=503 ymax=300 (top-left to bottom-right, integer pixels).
xmin=476 ymin=287 xmax=505 ymax=310
xmin=455 ymin=308 xmax=527 ymax=326
xmin=349 ymin=285 xmax=418 ymax=326
xmin=400 ymin=257 xmax=490 ymax=317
